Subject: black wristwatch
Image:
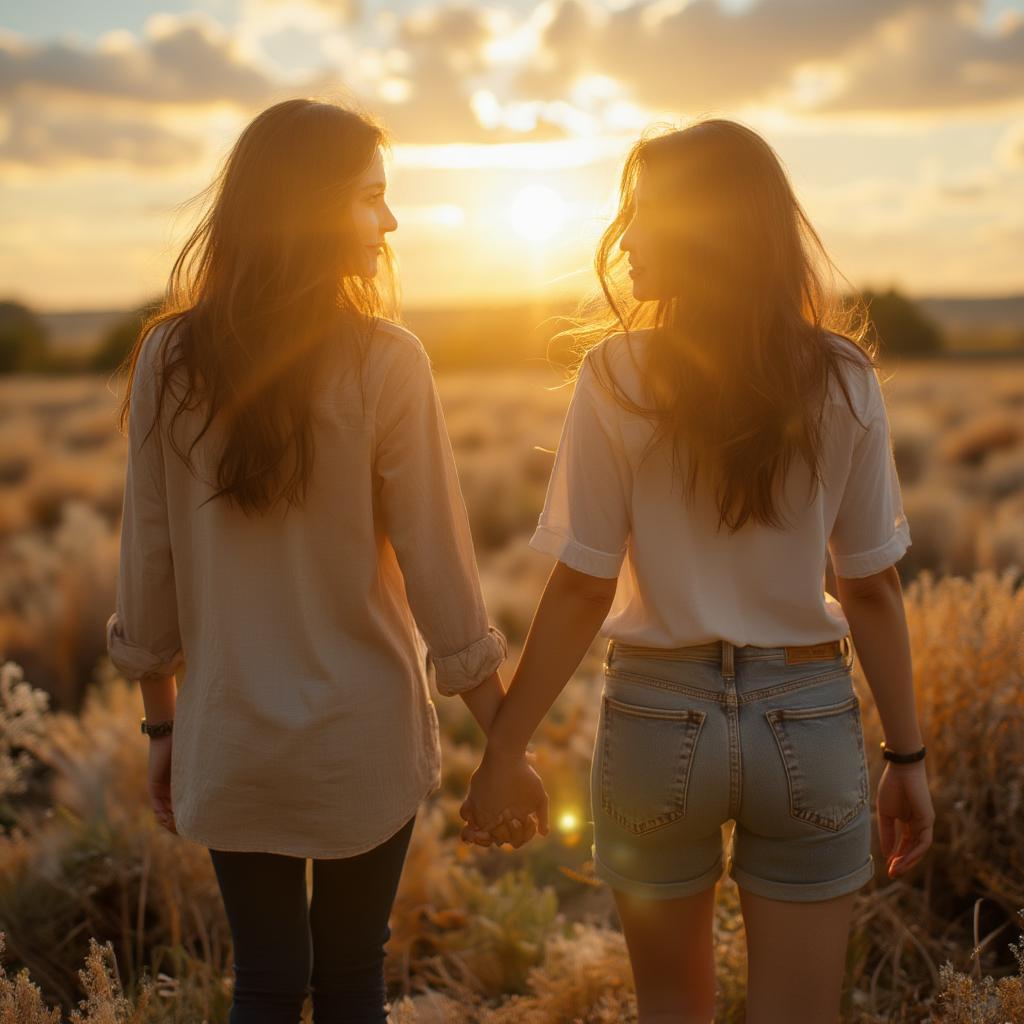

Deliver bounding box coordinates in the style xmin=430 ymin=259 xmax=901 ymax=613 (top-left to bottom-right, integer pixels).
xmin=141 ymin=718 xmax=174 ymax=738
xmin=880 ymin=740 xmax=925 ymax=764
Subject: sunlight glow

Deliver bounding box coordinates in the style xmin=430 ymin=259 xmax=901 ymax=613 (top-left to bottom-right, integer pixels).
xmin=393 ymin=136 xmax=630 ymax=171
xmin=558 ymin=810 xmax=581 ymax=834
xmin=506 ymin=184 xmax=568 ymax=241
xmin=379 ymin=78 xmax=411 ymax=103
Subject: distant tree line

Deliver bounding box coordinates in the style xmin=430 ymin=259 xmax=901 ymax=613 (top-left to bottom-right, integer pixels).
xmin=0 ymin=298 xmax=162 ymax=375
xmin=0 ymin=301 xmax=49 ymax=373
xmin=89 ymin=298 xmax=164 ymax=372
xmin=857 ymin=287 xmax=945 ymax=355
xmin=0 ymin=287 xmax=955 ymax=375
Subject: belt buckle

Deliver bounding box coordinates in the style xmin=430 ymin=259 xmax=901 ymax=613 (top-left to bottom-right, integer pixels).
xmin=604 ymin=638 xmax=616 ymax=672
xmin=840 ymin=634 xmax=853 ymax=668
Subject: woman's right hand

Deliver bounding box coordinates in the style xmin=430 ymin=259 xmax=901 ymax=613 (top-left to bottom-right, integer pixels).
xmin=876 ymin=761 xmax=934 ymax=878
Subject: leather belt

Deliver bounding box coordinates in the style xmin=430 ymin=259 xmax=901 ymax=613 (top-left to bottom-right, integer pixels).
xmin=609 ymin=635 xmax=852 ymax=667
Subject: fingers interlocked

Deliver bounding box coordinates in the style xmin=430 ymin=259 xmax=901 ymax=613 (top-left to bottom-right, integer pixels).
xmin=460 ymin=806 xmax=537 ymax=848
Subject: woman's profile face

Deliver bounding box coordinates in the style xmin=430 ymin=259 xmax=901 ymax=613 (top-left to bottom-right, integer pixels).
xmin=619 ymin=166 xmax=675 ymax=302
xmin=621 ymin=160 xmax=721 ymax=304
xmin=349 ymin=147 xmax=398 ymax=278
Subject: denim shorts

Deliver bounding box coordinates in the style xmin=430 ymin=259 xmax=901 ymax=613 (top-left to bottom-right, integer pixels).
xmin=590 ymin=635 xmax=874 ymax=902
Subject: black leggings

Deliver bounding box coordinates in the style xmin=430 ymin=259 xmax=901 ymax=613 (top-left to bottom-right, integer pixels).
xmin=208 ymin=813 xmax=416 ymax=1024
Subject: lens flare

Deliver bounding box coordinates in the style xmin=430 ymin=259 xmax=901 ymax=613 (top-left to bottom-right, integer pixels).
xmin=558 ymin=810 xmax=580 ymax=834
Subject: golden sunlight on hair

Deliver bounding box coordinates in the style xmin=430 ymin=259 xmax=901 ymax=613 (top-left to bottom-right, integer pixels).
xmin=552 ymin=116 xmax=879 ymax=535
xmin=116 ymin=97 xmax=402 ymax=519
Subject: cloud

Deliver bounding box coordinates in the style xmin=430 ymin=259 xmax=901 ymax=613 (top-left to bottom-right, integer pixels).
xmin=361 ymin=3 xmax=579 ymax=143
xmin=0 ymin=16 xmax=281 ymax=106
xmin=817 ymin=5 xmax=1024 ymax=115
xmin=2 ymin=0 xmax=1022 ymax=175
xmin=0 ymin=15 xmax=299 ymax=173
xmin=515 ymin=0 xmax=952 ymax=110
xmin=0 ymin=6 xmax=568 ymax=149
xmin=0 ymin=96 xmax=204 ymax=170
xmin=514 ymin=0 xmax=1022 ymax=119
xmin=933 ymin=167 xmax=1002 ymax=200
xmin=252 ymin=0 xmax=361 ymax=21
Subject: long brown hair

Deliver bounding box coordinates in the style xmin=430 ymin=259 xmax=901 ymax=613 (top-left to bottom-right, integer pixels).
xmin=115 ymin=97 xmax=401 ymax=516
xmin=559 ymin=118 xmax=880 ymax=533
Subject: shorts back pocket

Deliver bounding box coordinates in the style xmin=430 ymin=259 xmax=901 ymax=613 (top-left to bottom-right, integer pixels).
xmin=599 ymin=694 xmax=705 ymax=835
xmin=765 ymin=693 xmax=868 ymax=833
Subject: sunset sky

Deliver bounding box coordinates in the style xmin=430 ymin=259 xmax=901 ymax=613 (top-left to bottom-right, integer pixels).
xmin=2 ymin=0 xmax=1023 ymax=311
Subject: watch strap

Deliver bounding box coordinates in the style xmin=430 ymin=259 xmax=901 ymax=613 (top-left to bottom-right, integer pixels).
xmin=140 ymin=718 xmax=174 ymax=738
xmin=879 ymin=740 xmax=925 ymax=764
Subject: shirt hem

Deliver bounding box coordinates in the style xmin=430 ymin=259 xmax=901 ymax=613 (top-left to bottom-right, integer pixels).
xmin=171 ymin=772 xmax=439 ymax=860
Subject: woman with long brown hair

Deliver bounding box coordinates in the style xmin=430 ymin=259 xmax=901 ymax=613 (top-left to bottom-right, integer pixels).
xmin=462 ymin=118 xmax=935 ymax=1022
xmin=104 ymin=97 xmax=538 ymax=1023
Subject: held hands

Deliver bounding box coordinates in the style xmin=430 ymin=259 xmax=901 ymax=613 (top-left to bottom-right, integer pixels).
xmin=148 ymin=735 xmax=178 ymax=834
xmin=459 ymin=747 xmax=550 ymax=849
xmin=877 ymin=760 xmax=934 ymax=878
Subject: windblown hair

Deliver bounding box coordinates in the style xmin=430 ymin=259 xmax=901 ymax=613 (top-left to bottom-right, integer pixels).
xmin=557 ymin=117 xmax=880 ymax=533
xmin=115 ymin=97 xmax=401 ymax=516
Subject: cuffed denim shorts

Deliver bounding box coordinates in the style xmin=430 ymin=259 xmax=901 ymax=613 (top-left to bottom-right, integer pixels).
xmin=590 ymin=635 xmax=874 ymax=903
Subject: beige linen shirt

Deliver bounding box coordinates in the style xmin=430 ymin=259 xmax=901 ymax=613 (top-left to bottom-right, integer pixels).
xmin=529 ymin=329 xmax=912 ymax=647
xmin=106 ymin=317 xmax=507 ymax=858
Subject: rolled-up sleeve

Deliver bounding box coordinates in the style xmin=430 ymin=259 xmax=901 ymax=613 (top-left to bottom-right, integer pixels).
xmin=528 ymin=352 xmax=632 ymax=578
xmin=374 ymin=339 xmax=507 ymax=696
xmin=828 ymin=372 xmax=912 ymax=579
xmin=106 ymin=330 xmax=185 ymax=682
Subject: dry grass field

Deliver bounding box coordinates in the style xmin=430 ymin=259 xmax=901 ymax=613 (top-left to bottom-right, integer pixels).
xmin=0 ymin=358 xmax=1022 ymax=1021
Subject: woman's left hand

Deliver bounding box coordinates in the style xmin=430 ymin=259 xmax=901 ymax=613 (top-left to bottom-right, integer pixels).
xmin=148 ymin=735 xmax=177 ymax=834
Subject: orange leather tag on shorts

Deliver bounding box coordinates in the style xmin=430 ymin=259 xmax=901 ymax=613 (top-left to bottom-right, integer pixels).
xmin=784 ymin=642 xmax=840 ymax=665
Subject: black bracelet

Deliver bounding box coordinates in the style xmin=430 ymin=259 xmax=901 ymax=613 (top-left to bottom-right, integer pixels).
xmin=140 ymin=717 xmax=174 ymax=738
xmin=879 ymin=740 xmax=925 ymax=764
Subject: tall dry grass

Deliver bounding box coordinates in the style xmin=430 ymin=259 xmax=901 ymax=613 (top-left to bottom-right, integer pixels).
xmin=0 ymin=362 xmax=1023 ymax=1020
xmin=0 ymin=565 xmax=1022 ymax=1020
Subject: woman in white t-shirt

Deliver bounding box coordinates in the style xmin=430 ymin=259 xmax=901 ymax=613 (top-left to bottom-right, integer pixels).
xmin=462 ymin=119 xmax=934 ymax=1022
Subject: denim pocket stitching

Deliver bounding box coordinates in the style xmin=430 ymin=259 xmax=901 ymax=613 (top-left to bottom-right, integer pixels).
xmin=740 ymin=665 xmax=852 ymax=703
xmin=599 ymin=695 xmax=706 ymax=836
xmin=765 ymin=694 xmax=869 ymax=833
xmin=604 ymin=666 xmax=718 ymax=703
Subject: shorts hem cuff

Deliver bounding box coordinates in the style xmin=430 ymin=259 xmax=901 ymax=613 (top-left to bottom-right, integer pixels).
xmin=592 ymin=851 xmax=725 ymax=900
xmin=729 ymin=854 xmax=874 ymax=902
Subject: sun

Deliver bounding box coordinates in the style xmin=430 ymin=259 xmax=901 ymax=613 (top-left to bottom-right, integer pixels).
xmin=506 ymin=184 xmax=568 ymax=242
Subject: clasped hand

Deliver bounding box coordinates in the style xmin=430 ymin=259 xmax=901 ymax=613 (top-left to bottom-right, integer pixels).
xmin=459 ymin=747 xmax=549 ymax=849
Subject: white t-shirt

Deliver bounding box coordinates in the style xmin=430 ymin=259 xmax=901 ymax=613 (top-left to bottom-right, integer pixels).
xmin=528 ymin=328 xmax=911 ymax=648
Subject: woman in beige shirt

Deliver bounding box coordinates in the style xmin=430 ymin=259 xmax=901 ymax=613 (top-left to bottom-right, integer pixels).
xmin=105 ymin=99 xmax=538 ymax=1023
xmin=462 ymin=119 xmax=934 ymax=1023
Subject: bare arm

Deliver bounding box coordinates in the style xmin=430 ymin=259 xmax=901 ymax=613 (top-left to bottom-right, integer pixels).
xmin=485 ymin=562 xmax=617 ymax=761
xmin=140 ymin=673 xmax=177 ymax=723
xmin=459 ymin=561 xmax=612 ymax=842
xmin=835 ymin=565 xmax=922 ymax=753
xmin=459 ymin=671 xmax=506 ymax=735
xmin=837 ymin=564 xmax=932 ymax=878
xmin=462 ymin=348 xmax=627 ymax=842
